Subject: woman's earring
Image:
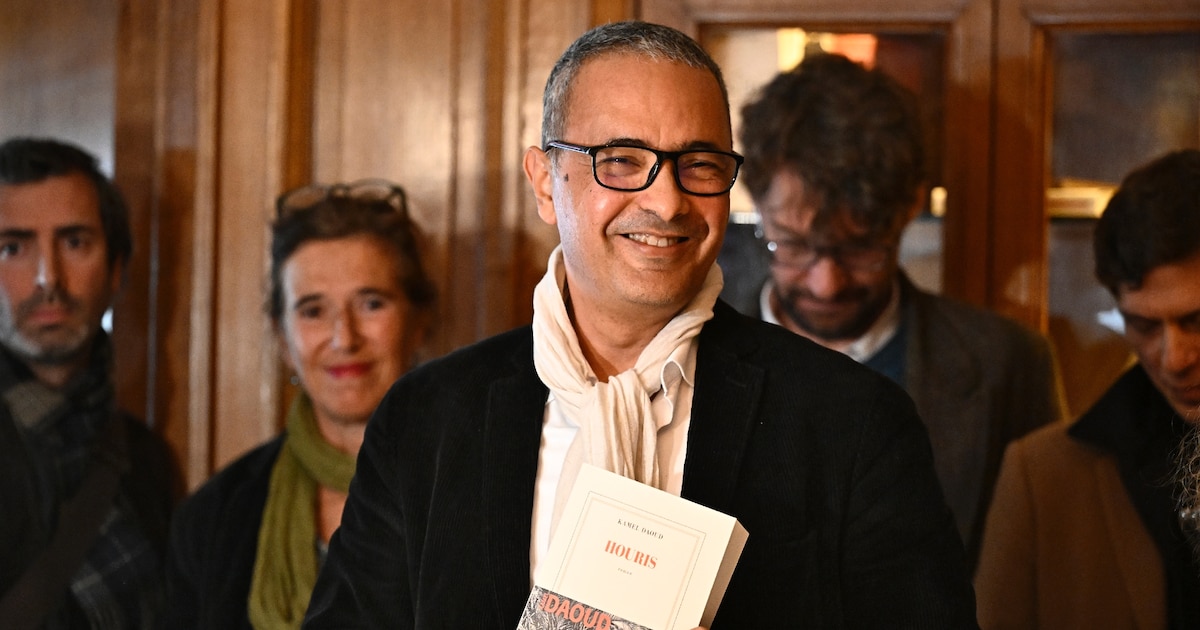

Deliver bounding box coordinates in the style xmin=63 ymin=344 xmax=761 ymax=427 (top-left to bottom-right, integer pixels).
xmin=290 ymin=374 xmax=300 ymax=386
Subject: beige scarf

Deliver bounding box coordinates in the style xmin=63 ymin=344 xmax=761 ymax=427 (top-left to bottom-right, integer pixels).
xmin=532 ymin=245 xmax=723 ymax=530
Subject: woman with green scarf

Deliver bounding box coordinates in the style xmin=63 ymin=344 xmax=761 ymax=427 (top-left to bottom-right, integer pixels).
xmin=162 ymin=180 xmax=436 ymax=629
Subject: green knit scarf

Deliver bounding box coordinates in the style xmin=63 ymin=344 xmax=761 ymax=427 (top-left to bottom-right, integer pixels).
xmin=247 ymin=392 xmax=356 ymax=629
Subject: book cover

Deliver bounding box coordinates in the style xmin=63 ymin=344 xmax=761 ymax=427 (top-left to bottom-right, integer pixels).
xmin=517 ymin=586 xmax=651 ymax=630
xmin=521 ymin=464 xmax=748 ymax=630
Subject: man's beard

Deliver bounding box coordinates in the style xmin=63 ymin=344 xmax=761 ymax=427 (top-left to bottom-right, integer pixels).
xmin=1172 ymin=423 xmax=1200 ymax=563
xmin=775 ymin=284 xmax=889 ymax=342
xmin=0 ymin=287 xmax=91 ymax=365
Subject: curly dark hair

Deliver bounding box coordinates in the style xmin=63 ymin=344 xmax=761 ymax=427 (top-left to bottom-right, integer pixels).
xmin=1094 ymin=149 xmax=1200 ymax=295
xmin=739 ymin=53 xmax=925 ymax=239
xmin=0 ymin=136 xmax=132 ymax=269
xmin=268 ymin=180 xmax=436 ymax=323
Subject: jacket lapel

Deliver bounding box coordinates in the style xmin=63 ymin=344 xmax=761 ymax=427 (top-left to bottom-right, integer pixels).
xmin=903 ymin=275 xmax=984 ymax=424
xmin=1093 ymin=456 xmax=1166 ymax=629
xmin=681 ymin=302 xmax=765 ymax=513
xmin=902 ymin=277 xmax=989 ymax=541
xmin=480 ymin=337 xmax=548 ymax=620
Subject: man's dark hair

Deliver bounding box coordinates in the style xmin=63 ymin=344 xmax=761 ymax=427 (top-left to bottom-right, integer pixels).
xmin=0 ymin=137 xmax=132 ymax=269
xmin=1094 ymin=148 xmax=1200 ymax=295
xmin=740 ymin=53 xmax=925 ymax=240
xmin=541 ymin=20 xmax=730 ymax=149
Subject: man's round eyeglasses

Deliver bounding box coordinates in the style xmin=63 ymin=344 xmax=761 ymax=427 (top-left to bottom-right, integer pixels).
xmin=276 ymin=178 xmax=410 ymax=218
xmin=758 ymin=230 xmax=893 ymax=274
xmin=544 ymin=140 xmax=744 ymax=197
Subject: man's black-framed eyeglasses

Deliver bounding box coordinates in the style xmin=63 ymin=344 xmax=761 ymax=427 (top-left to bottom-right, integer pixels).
xmin=544 ymin=140 xmax=744 ymax=197
xmin=276 ymin=178 xmax=410 ymax=219
xmin=756 ymin=225 xmax=893 ymax=273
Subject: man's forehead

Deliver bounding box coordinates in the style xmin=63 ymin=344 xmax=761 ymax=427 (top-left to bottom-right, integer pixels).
xmin=0 ymin=174 xmax=103 ymax=230
xmin=762 ymin=201 xmax=873 ymax=242
xmin=1117 ymin=257 xmax=1200 ymax=320
xmin=563 ymin=54 xmax=731 ymax=146
xmin=758 ymin=171 xmax=904 ymax=243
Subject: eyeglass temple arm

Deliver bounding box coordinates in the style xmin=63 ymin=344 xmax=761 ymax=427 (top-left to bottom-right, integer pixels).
xmin=544 ymin=141 xmax=591 ymax=156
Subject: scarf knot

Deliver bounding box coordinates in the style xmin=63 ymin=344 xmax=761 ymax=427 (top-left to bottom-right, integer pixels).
xmin=532 ymin=245 xmax=722 ymax=529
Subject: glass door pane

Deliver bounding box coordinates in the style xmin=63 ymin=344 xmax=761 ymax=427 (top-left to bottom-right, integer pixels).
xmin=1046 ymin=31 xmax=1200 ymax=417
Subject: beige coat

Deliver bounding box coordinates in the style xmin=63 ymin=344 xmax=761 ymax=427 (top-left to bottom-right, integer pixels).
xmin=975 ymin=421 xmax=1165 ymax=629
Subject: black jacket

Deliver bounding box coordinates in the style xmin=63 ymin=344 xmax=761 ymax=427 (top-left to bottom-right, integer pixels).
xmin=305 ymin=302 xmax=978 ymax=628
xmin=163 ymin=437 xmax=284 ymax=629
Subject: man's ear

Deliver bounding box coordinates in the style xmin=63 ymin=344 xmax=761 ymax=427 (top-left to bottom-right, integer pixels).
xmin=523 ymin=146 xmax=558 ymax=226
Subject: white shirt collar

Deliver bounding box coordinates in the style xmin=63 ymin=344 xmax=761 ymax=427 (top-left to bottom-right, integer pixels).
xmin=545 ymin=337 xmax=696 ymax=411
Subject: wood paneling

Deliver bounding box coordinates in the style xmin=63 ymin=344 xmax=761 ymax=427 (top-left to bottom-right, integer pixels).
xmin=0 ymin=0 xmax=117 ymax=168
xmin=309 ymin=0 xmax=570 ymax=354
xmin=113 ymin=0 xmax=314 ymax=484
xmin=11 ymin=0 xmax=1191 ymax=485
xmin=207 ymin=1 xmax=298 ymax=470
xmin=107 ymin=0 xmax=591 ymax=483
xmin=119 ymin=0 xmax=215 ymax=489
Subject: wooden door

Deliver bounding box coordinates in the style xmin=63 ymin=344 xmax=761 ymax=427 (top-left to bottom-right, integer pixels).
xmin=995 ymin=0 xmax=1200 ymax=415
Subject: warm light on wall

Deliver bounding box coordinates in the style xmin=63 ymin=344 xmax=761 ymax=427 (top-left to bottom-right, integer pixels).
xmin=777 ymin=29 xmax=879 ymax=71
xmin=829 ymin=34 xmax=878 ymax=67
xmin=930 ymin=186 xmax=948 ymax=218
xmin=776 ymin=28 xmax=806 ymax=71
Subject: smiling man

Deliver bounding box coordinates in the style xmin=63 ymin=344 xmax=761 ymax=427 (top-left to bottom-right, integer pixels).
xmin=0 ymin=137 xmax=177 ymax=628
xmin=976 ymin=150 xmax=1200 ymax=628
xmin=305 ymin=22 xmax=976 ymax=628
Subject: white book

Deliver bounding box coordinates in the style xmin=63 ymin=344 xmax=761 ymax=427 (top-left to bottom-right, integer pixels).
xmin=518 ymin=464 xmax=748 ymax=630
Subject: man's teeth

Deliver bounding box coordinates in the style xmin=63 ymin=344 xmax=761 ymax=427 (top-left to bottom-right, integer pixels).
xmin=627 ymin=233 xmax=680 ymax=247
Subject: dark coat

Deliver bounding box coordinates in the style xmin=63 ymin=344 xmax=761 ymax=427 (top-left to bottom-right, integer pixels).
xmin=976 ymin=366 xmax=1198 ymax=629
xmin=0 ymin=411 xmax=177 ymax=628
xmin=898 ymin=276 xmax=1064 ymax=563
xmin=740 ymin=274 xmax=1063 ymax=563
xmin=304 ymin=302 xmax=978 ymax=628
xmin=162 ymin=437 xmax=284 ymax=629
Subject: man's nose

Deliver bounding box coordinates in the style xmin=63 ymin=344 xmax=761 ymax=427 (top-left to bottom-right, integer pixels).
xmin=643 ymin=160 xmax=691 ymax=221
xmin=1161 ymin=325 xmax=1200 ymax=375
xmin=36 ymin=249 xmax=61 ymax=293
xmin=802 ymin=255 xmax=850 ymax=300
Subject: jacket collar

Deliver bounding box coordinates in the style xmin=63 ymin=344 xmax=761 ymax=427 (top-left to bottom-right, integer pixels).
xmin=1069 ymin=364 xmax=1185 ymax=459
xmin=681 ymin=301 xmax=765 ymax=513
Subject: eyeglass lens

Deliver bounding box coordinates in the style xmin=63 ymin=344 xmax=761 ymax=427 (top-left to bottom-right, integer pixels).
xmin=592 ymin=146 xmax=739 ymax=195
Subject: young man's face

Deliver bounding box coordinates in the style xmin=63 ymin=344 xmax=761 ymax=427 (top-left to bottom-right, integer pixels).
xmin=757 ymin=169 xmax=903 ymax=345
xmin=525 ymin=54 xmax=732 ymax=324
xmin=0 ymin=172 xmax=120 ymax=373
xmin=1118 ymin=249 xmax=1200 ymax=423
